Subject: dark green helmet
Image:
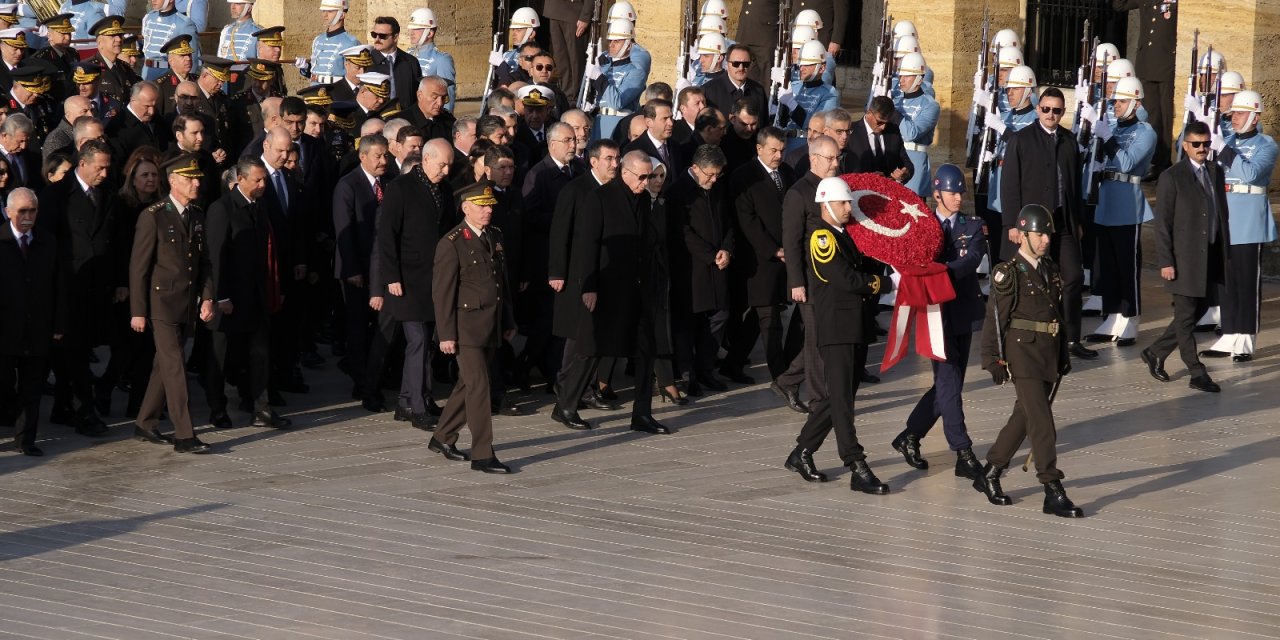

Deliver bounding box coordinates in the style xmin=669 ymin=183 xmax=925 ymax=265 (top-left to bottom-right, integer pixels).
xmin=1016 ymin=204 xmax=1055 ymax=234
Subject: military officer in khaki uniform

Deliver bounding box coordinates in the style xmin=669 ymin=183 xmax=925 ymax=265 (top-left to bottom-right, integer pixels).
xmin=129 ymin=154 xmax=216 ymax=454
xmin=430 ymin=180 xmax=517 ymax=474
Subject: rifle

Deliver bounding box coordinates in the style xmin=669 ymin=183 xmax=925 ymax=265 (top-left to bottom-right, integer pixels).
xmin=768 ymin=0 xmax=793 ymax=127
xmin=1208 ymin=58 xmax=1223 ymax=160
xmin=870 ymin=0 xmax=893 ymax=97
xmin=676 ymin=0 xmax=696 ymax=85
xmin=964 ymin=3 xmax=991 ymax=169
xmin=480 ymin=0 xmax=508 ymax=115
xmin=1178 ymin=29 xmax=1199 ymax=159
xmin=578 ymin=0 xmax=603 ymax=111
xmin=1074 ymin=22 xmax=1095 ymax=148
xmin=973 ymin=45 xmax=1000 ymax=193
xmin=1082 ymin=56 xmax=1109 ymax=205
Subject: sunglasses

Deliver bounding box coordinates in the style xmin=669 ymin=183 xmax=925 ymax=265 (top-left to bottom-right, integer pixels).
xmin=625 ymin=167 xmax=653 ymax=181
xmin=1186 ymin=140 xmax=1211 ymax=148
xmin=534 ymin=63 xmax=554 ymax=71
xmin=370 ymin=31 xmax=393 ymax=40
xmin=728 ymin=60 xmax=751 ymax=68
xmin=1039 ymin=106 xmax=1065 ymax=115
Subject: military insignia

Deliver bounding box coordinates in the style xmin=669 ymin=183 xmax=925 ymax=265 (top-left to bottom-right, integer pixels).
xmin=992 ymin=262 xmax=1016 ymax=294
xmin=495 ymin=242 xmax=504 ymax=252
xmin=462 ymin=227 xmax=472 ymax=240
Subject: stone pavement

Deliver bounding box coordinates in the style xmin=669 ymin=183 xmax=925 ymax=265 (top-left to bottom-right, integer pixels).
xmin=2 ymin=271 xmax=1279 ymax=640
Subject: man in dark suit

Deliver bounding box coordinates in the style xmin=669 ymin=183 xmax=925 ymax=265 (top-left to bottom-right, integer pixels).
xmin=845 ymin=96 xmax=913 ymax=182
xmin=514 ymin=86 xmax=553 ymax=165
xmin=333 ymin=134 xmax=391 ymax=411
xmin=720 ymin=98 xmax=763 ymax=177
xmin=480 ymin=143 xmax=525 ymax=415
xmin=105 ymin=80 xmax=169 ymax=163
xmin=891 ymin=164 xmax=988 ymax=479
xmin=623 ymin=99 xmax=681 ymax=178
xmin=204 ymin=157 xmax=292 ymax=430
xmin=1112 ymin=0 xmax=1177 ymax=175
xmin=258 ymin=127 xmax=311 ymax=398
xmin=1142 ymin=122 xmax=1230 ymax=393
xmin=41 ymin=141 xmax=116 ymax=437
xmin=0 ymin=114 xmax=41 ymax=191
xmin=999 ymin=87 xmax=1095 ymax=360
xmin=543 ymin=0 xmax=592 ymax=100
xmin=165 ymin=114 xmax=220 ymax=207
xmin=407 ymin=76 xmax=456 ymax=142
xmin=784 ymin=177 xmax=893 ymax=494
xmin=702 ymin=45 xmax=769 ymax=128
xmin=0 ymin=188 xmax=68 ymax=456
xmin=672 ymin=86 xmax=705 ymax=150
xmin=380 ymin=139 xmax=453 ymax=429
xmin=370 ymin=17 xmax=423 ymax=113
xmin=723 ymin=126 xmax=795 ymax=386
xmin=431 ymin=180 xmax=517 ymax=473
xmin=129 ymin=154 xmax=216 ymax=454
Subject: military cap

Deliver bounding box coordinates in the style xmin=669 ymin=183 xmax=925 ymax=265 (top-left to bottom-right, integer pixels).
xmin=11 ymin=63 xmax=55 ymax=95
xmin=40 ymin=13 xmax=75 ymax=34
xmin=456 ymin=179 xmax=499 ymax=207
xmin=0 ymin=4 xmax=17 ymax=26
xmin=327 ymin=102 xmax=358 ymax=129
xmin=161 ymin=34 xmax=196 ymax=56
xmin=90 ymin=15 xmax=128 ymax=37
xmin=245 ymin=58 xmax=278 ymax=80
xmin=339 ymin=44 xmax=376 ymax=68
xmin=0 ymin=27 xmax=26 ymax=49
xmin=297 ymin=83 xmax=332 ymax=106
xmin=72 ymin=62 xmax=102 ymax=84
xmin=200 ymin=55 xmax=235 ymax=82
xmin=517 ymin=84 xmax=552 ymax=108
xmin=252 ymin=26 xmax=285 ymax=47
xmin=162 ymin=153 xmax=205 ymax=178
xmin=121 ymin=34 xmax=142 ymax=57
xmin=357 ymin=71 xmax=391 ymax=99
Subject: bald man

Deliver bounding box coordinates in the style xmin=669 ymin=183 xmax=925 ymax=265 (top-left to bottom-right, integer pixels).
xmin=43 ymin=95 xmax=93 ymax=162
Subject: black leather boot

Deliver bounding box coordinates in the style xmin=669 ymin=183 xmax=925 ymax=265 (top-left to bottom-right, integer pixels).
xmin=1043 ymin=480 xmax=1084 ymax=518
xmin=974 ymin=463 xmax=1012 ymax=505
xmin=783 ymin=446 xmax=828 ymax=482
xmin=891 ymin=433 xmax=928 ymax=470
xmin=954 ymin=448 xmax=983 ymax=480
xmin=849 ymin=460 xmax=889 ymax=494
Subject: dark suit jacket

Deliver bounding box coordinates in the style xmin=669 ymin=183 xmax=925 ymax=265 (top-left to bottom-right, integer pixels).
xmin=373 ymin=48 xmax=424 ymax=112
xmin=1153 ymin=158 xmax=1230 ymax=298
xmin=515 ymin=124 xmax=550 ymax=165
xmin=491 ymin=186 xmax=524 ymax=281
xmin=543 ymin=0 xmax=594 ymax=22
xmin=938 ymin=213 xmax=988 ymax=335
xmin=624 ymin=132 xmax=684 ymax=178
xmin=574 ymin=177 xmax=652 ymax=356
xmin=407 ymin=104 xmax=456 ymax=142
xmin=719 ymin=129 xmax=757 ymax=177
xmin=1 ymin=145 xmax=42 ymax=191
xmin=550 ymin=171 xmax=604 ymax=342
xmin=0 ymin=228 xmax=67 ymax=357
xmin=205 ymin=186 xmax=271 ymax=332
xmin=844 ymin=120 xmax=914 ymax=182
xmin=378 ymin=168 xmax=452 ymax=322
xmin=999 ymin=123 xmax=1083 ymax=233
xmin=668 ymin=171 xmax=734 ymax=313
xmin=105 ymin=107 xmax=170 ymax=164
xmin=332 ymin=168 xmax=381 ymax=281
xmin=40 ymin=176 xmax=116 ymax=343
xmin=129 ymin=197 xmax=213 ymax=325
xmin=522 ymin=155 xmax=576 ymax=286
xmin=731 ymin=158 xmax=795 ymax=307
xmin=809 ymin=226 xmax=883 ymax=346
xmin=701 ymin=74 xmax=769 ymax=129
xmin=782 ymin=170 xmax=822 ymax=293
xmin=327 ymin=78 xmax=358 ymax=103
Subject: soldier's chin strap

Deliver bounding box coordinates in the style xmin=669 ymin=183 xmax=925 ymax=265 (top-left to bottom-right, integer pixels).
xmin=1119 ymin=99 xmax=1138 ymax=120
xmin=514 ymin=28 xmax=533 ymax=47
xmin=327 ymin=9 xmax=344 ymax=29
xmin=414 ymin=28 xmax=434 ymax=49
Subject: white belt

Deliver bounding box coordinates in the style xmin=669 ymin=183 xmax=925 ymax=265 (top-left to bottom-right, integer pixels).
xmin=904 ymin=142 xmax=930 ymax=152
xmin=1227 ymin=184 xmax=1266 ymax=195
xmin=312 ymin=74 xmax=337 ymax=85
xmin=144 ymin=59 xmax=169 ymax=69
xmin=1103 ymin=171 xmax=1142 ymax=185
xmin=598 ymin=107 xmax=632 ymax=117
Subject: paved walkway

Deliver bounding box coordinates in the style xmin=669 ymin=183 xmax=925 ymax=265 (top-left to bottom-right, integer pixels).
xmin=2 ymin=272 xmax=1279 ymax=639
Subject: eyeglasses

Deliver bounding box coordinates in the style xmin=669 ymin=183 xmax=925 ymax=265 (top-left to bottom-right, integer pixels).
xmin=550 ymin=137 xmax=576 ymax=144
xmin=1039 ymin=106 xmax=1065 ymax=115
xmin=1186 ymin=140 xmax=1211 ymax=148
xmin=370 ymin=31 xmax=393 ymax=40
xmin=625 ymin=167 xmax=653 ymax=181
xmin=812 ymin=153 xmax=838 ymax=162
xmin=728 ymin=60 xmax=751 ymax=68
xmin=534 ymin=63 xmax=554 ymax=71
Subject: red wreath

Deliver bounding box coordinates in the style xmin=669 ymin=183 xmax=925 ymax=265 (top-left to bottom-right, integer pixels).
xmin=838 ymin=173 xmax=956 ymax=371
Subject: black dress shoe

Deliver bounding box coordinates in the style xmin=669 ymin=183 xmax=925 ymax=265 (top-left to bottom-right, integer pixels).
xmin=1083 ymin=333 xmax=1115 ymax=343
xmin=135 ymin=427 xmax=174 ymax=445
xmin=393 ymin=406 xmax=412 ymax=422
xmin=173 ymin=437 xmax=212 ymax=454
xmin=770 ymin=381 xmax=808 ymax=413
xmin=849 ymin=460 xmax=889 ymax=494
xmin=697 ymin=374 xmax=728 ymax=392
xmin=955 ymin=448 xmax=984 ymax=480
xmin=1194 ymin=323 xmax=1218 ymax=333
xmin=718 ymin=368 xmax=755 ymax=384
xmin=890 ymin=433 xmax=928 ymax=470
xmin=1043 ymin=480 xmax=1084 ymax=518
xmin=427 ymin=437 xmax=468 ymax=461
xmin=597 ymin=384 xmax=619 ymax=401
xmin=784 ymin=446 xmax=828 ymax=482
xmin=1115 ymin=338 xmax=1137 ymax=347
xmin=1140 ymin=349 xmax=1170 ymax=382
xmin=1188 ymin=374 xmax=1221 ymax=393
xmin=361 ymin=397 xmax=389 ymax=413
xmin=859 ymin=369 xmax=881 ymax=384
xmin=75 ymin=413 xmax=110 ymax=437
xmin=409 ymin=412 xmax=436 ymax=431
xmin=492 ymin=402 xmax=525 ymax=416
xmin=251 ymin=410 xmax=293 ymax=429
xmin=470 ymin=457 xmax=513 ymax=473
xmin=1233 ymin=353 xmax=1253 ymax=363
xmin=209 ymin=412 xmax=234 ymax=429
xmin=630 ymin=415 xmax=673 ymax=434
xmin=19 ymin=445 xmax=43 ymax=457
xmin=973 ymin=463 xmax=1012 ymax=505
xmin=551 ymin=407 xmax=592 ymax=430
xmin=1068 ymin=342 xmax=1099 ymax=359
xmin=1198 ymin=349 xmax=1230 ymax=359
xmin=426 ymin=401 xmax=443 ymax=417
xmin=581 ymin=388 xmax=619 ymax=411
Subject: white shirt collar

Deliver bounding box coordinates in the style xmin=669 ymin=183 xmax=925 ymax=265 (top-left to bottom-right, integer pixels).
xmin=465 ymin=220 xmax=485 ymax=237
xmin=647 ymin=131 xmax=667 ymax=150
xmin=757 ymin=157 xmax=777 ymax=174
xmin=10 ymin=221 xmax=28 ymax=242
xmin=1038 ymin=122 xmax=1057 ymax=137
xmin=361 ymin=168 xmax=379 ymax=189
xmin=169 ymin=194 xmax=187 ymax=215
xmin=592 ymin=170 xmax=608 ymax=185
xmin=235 ymin=184 xmax=254 ymax=204
xmin=75 ymin=173 xmax=92 ymax=194
xmin=260 ymin=155 xmax=280 ymax=175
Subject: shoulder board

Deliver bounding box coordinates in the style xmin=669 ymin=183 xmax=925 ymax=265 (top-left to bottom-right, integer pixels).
xmin=489 ymin=224 xmax=502 ymax=236
xmin=446 ymin=229 xmax=461 ymax=241
xmin=142 ymin=201 xmax=167 ymax=215
xmin=991 ymin=261 xmax=1017 ymax=294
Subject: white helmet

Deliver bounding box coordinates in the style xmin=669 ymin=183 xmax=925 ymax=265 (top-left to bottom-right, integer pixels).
xmin=997 ymin=46 xmax=1023 ymax=68
xmin=815 ymin=176 xmax=854 ymax=203
xmin=1198 ymin=50 xmax=1224 ymax=73
xmin=790 ymin=25 xmax=817 ymax=48
xmin=318 ymin=0 xmax=346 ymax=11
xmin=897 ymin=52 xmax=926 ymax=77
xmin=794 ymin=9 xmax=823 ymax=30
xmin=700 ymin=0 xmax=727 ymax=19
xmin=1113 ymin=76 xmax=1144 ymax=100
xmin=893 ymin=20 xmax=917 ymax=39
xmin=992 ymin=29 xmax=1020 ymax=51
xmin=1105 ymin=58 xmax=1135 ymax=83
xmin=1094 ymin=42 xmax=1120 ymax=65
xmin=893 ymin=34 xmax=920 ymax=58
xmin=606 ymin=18 xmax=634 ymax=41
xmin=1006 ymin=65 xmax=1036 ymax=88
xmin=1230 ymin=89 xmax=1262 ymax=113
xmin=608 ymin=1 xmax=636 ymax=23
xmin=797 ymin=40 xmax=826 ymax=66
xmin=408 ymin=8 xmax=436 ymax=30
xmin=1219 ymin=71 xmax=1245 ymax=95
xmin=510 ymin=7 xmax=540 ymax=29
xmin=696 ymin=33 xmax=726 ymax=56
xmin=698 ymin=15 xmax=727 ymax=36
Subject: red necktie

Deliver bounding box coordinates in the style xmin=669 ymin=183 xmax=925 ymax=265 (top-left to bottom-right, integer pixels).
xmin=374 ymin=178 xmax=383 ymax=203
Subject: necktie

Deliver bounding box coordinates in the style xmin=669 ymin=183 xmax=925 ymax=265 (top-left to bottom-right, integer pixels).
xmin=560 ymin=164 xmax=570 ymax=178
xmin=373 ymin=178 xmax=383 ymax=203
xmin=535 ymin=130 xmax=544 ymax=143
xmin=427 ymin=181 xmax=442 ymax=210
xmin=1199 ymin=166 xmax=1219 ymax=242
xmin=770 ymin=169 xmax=783 ymax=194
xmin=19 ymin=232 xmax=29 ymax=258
xmin=9 ymin=152 xmax=21 ymax=184
xmin=480 ymin=231 xmax=492 ymax=254
xmin=942 ymin=217 xmax=952 ymax=239
xmin=85 ymin=186 xmax=96 ymax=206
xmin=873 ymin=133 xmax=884 ymax=160
xmin=274 ymin=170 xmax=288 ymax=210
xmin=659 ymin=143 xmax=670 ymax=166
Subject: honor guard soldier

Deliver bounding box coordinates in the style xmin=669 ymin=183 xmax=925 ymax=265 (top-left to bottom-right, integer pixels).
xmin=0 ymin=27 xmax=27 ymax=92
xmin=1215 ymin=71 xmax=1245 ymax=137
xmin=605 ymin=2 xmax=651 ymax=77
xmin=690 ymin=33 xmax=727 ymax=88
xmin=176 ymin=0 xmax=209 ymax=32
xmin=61 ymin=0 xmax=125 ymax=41
xmin=1102 ymin=59 xmax=1148 ymax=124
xmin=327 ymin=44 xmax=373 ymax=103
xmin=406 ymin=8 xmax=455 ymax=112
xmin=218 ymin=0 xmax=260 ymax=62
xmin=430 ymin=180 xmax=517 ymax=474
xmin=792 ymin=9 xmax=837 ymax=87
xmin=584 ymin=19 xmax=648 ymax=141
xmin=156 ymin=35 xmax=198 ymax=116
xmin=142 ymin=0 xmax=202 ymax=82
xmin=976 ymin=204 xmax=1083 ymax=518
xmin=120 ymin=34 xmax=143 ymax=72
xmin=299 ymin=0 xmax=359 ymax=85
xmin=490 ymin=7 xmax=539 ymax=87
xmin=33 ymin=14 xmax=79 ymax=99
xmin=784 ymin=177 xmax=893 ymax=495
xmin=993 ymin=45 xmax=1029 ymax=112
xmin=1200 ymin=91 xmax=1277 ymax=362
xmin=8 ymin=64 xmax=59 ymax=141
xmin=977 ymin=64 xmax=1037 ymax=261
xmin=1078 ymin=76 xmax=1155 ymax=346
xmin=73 ymin=63 xmax=122 ymax=124
xmin=894 ymin=52 xmax=939 ymax=198
xmin=1181 ymin=50 xmax=1225 ymax=137
xmin=884 ymin=34 xmax=934 ymax=98
xmin=776 ymin=41 xmax=838 ymax=143
xmin=892 ymin=164 xmax=988 ymax=480
xmin=781 ymin=24 xmax=835 ymax=91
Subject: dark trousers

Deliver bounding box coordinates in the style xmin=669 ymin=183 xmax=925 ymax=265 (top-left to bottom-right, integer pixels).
xmin=1145 ymin=78 xmax=1174 ymax=173
xmin=795 ymin=342 xmax=867 ymax=465
xmin=436 ymin=345 xmax=495 ymax=460
xmin=399 ymin=321 xmax=434 ymax=414
xmin=342 ymin=282 xmax=393 ymax=400
xmin=902 ymin=331 xmax=974 ymax=450
xmin=2 ymin=354 xmax=47 ymax=449
xmin=548 ymin=18 xmax=584 ymax=102
xmin=630 ymin=312 xmax=658 ymax=419
xmin=725 ymin=304 xmax=786 ymax=379
xmin=777 ymin=303 xmax=825 ymax=401
xmin=1218 ymin=243 xmax=1262 ymax=334
xmin=555 ymin=337 xmax=597 ymax=414
xmin=1149 ymin=293 xmax=1209 ymax=375
xmin=692 ymin=309 xmax=728 ymax=379
xmin=51 ymin=341 xmax=95 ymax=414
xmin=1094 ymin=224 xmax=1142 ymax=317
xmin=985 ymin=376 xmax=1064 ymax=484
xmin=1052 ymin=228 xmax=1085 ymax=342
xmin=100 ymin=300 xmax=154 ymax=413
xmin=207 ymin=323 xmax=271 ymax=415
xmin=515 ymin=286 xmax=560 ymax=383
xmin=137 ymin=320 xmax=196 ymax=439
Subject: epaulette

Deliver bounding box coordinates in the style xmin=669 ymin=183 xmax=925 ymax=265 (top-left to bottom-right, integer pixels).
xmin=991 ymin=260 xmax=1017 ymax=294
xmin=380 ymin=104 xmax=401 ymax=118
xmin=809 ymin=228 xmax=837 ymax=283
xmin=141 ymin=200 xmax=167 ymax=215
xmin=446 ymin=228 xmax=461 ymax=241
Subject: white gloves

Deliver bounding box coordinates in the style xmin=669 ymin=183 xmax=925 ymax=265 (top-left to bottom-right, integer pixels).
xmin=1093 ymin=115 xmax=1112 ymax=142
xmin=488 ymin=51 xmax=505 ymax=67
xmin=972 ymin=88 xmax=992 ymax=110
xmin=872 ymin=84 xmax=887 ymax=98
xmin=675 ymin=77 xmax=691 ymax=93
xmin=585 ymin=63 xmax=603 ymax=80
xmin=778 ymin=87 xmax=797 ymax=109
xmin=872 ymin=61 xmax=884 ymax=79
xmin=770 ymin=66 xmax=787 ymax=85
xmin=973 ymin=69 xmax=983 ymax=91
xmin=1074 ymin=81 xmax=1090 ymax=105
xmin=1183 ymin=92 xmax=1201 ymax=114
xmin=984 ymin=111 xmax=1007 ymax=135
xmin=1211 ymin=130 xmax=1226 ymax=152
xmin=293 ymin=57 xmax=310 ymax=74
xmin=1077 ymin=102 xmax=1099 ymax=125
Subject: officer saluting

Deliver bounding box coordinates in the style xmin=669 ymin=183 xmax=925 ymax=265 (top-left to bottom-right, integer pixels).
xmin=784 ymin=177 xmax=894 ymax=495
xmin=976 ymin=204 xmax=1083 ymax=518
xmin=430 ymin=180 xmax=517 ymax=474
